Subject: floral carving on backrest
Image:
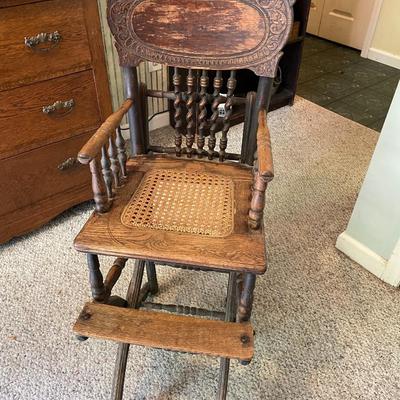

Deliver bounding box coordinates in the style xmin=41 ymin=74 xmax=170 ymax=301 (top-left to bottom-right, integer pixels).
xmin=107 ymin=0 xmax=294 ymax=77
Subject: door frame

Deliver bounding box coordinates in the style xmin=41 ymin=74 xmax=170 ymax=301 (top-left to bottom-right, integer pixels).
xmin=361 ymin=0 xmax=384 ymax=58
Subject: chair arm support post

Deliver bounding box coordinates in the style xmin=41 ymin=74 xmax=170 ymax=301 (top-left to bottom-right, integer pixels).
xmin=248 ymin=109 xmax=274 ymax=229
xmin=104 ymin=258 xmax=128 ymax=299
xmin=89 ymin=158 xmax=110 ymax=214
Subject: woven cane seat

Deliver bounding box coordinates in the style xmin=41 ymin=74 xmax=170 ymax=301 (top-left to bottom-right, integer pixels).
xmin=121 ymin=168 xmax=234 ymax=237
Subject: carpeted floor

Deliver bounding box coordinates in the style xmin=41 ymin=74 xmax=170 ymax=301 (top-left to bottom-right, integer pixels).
xmin=1 ymin=97 xmax=399 ymax=400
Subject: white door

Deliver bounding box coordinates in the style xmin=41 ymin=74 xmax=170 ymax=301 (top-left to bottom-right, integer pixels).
xmin=307 ymin=0 xmax=376 ymax=50
xmin=319 ymin=0 xmax=376 ymax=49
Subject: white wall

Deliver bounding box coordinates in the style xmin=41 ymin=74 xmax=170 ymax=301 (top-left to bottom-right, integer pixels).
xmin=336 ymin=82 xmax=400 ymax=286
xmin=367 ymin=0 xmax=400 ymax=69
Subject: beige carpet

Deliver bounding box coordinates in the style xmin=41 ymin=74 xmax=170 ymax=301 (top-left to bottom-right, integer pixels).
xmin=1 ymin=97 xmax=399 ymax=400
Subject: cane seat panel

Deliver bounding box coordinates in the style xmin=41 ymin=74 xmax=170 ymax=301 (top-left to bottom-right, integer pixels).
xmin=121 ymin=168 xmax=234 ymax=238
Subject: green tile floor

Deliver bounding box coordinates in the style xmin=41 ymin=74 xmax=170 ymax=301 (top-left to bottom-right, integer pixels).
xmin=298 ymin=35 xmax=400 ymax=132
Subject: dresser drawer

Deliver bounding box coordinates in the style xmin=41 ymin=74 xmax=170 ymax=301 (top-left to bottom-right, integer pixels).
xmin=0 ymin=70 xmax=102 ymax=160
xmin=0 ymin=0 xmax=91 ymax=90
xmin=0 ymin=132 xmax=92 ymax=218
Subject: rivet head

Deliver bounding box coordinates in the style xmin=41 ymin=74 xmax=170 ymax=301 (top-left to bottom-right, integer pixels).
xmin=240 ymin=334 xmax=250 ymax=344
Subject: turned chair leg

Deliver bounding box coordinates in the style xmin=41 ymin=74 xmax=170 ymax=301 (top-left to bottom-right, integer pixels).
xmin=237 ymin=273 xmax=256 ymax=323
xmin=217 ymin=272 xmax=237 ymax=400
xmin=146 ymin=261 xmax=158 ymax=295
xmin=76 ymin=253 xmax=106 ymax=341
xmin=111 ymin=260 xmax=145 ymax=400
xmin=237 ymin=273 xmax=256 ymax=366
xmin=87 ymin=253 xmax=106 ymax=303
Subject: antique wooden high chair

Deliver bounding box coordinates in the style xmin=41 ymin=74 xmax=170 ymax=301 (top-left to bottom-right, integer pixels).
xmin=72 ymin=0 xmax=294 ymax=399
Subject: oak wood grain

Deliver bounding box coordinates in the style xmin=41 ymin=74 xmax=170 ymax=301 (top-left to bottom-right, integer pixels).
xmin=0 ymin=0 xmax=91 ymax=91
xmin=133 ymin=0 xmax=265 ymax=56
xmin=74 ymin=302 xmax=254 ymax=361
xmin=257 ymin=109 xmax=274 ymax=178
xmin=0 ymin=0 xmax=113 ymax=244
xmin=78 ymin=99 xmax=133 ymax=164
xmin=82 ymin=0 xmax=113 ymax=120
xmin=0 ymin=70 xmax=101 ymax=160
xmin=108 ymin=0 xmax=294 ymax=77
xmin=0 ymin=132 xmax=92 ymax=219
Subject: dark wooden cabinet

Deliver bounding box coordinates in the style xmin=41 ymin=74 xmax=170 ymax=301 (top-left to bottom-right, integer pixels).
xmin=0 ymin=0 xmax=113 ymax=243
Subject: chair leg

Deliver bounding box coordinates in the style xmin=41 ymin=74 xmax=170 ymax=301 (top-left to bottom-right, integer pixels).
xmin=76 ymin=253 xmax=107 ymax=342
xmin=87 ymin=253 xmax=106 ymax=303
xmin=217 ymin=272 xmax=237 ymax=400
xmin=146 ymin=261 xmax=159 ymax=295
xmin=111 ymin=260 xmax=145 ymax=400
xmin=236 ymin=272 xmax=256 ymax=366
xmin=237 ymin=273 xmax=256 ymax=323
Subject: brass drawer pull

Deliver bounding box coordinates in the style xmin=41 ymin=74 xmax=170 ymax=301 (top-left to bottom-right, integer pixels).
xmin=43 ymin=99 xmax=75 ymax=116
xmin=58 ymin=157 xmax=79 ymax=171
xmin=25 ymin=31 xmax=62 ymax=51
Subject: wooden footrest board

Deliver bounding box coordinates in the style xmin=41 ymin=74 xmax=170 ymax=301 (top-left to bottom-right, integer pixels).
xmin=74 ymin=303 xmax=254 ymax=361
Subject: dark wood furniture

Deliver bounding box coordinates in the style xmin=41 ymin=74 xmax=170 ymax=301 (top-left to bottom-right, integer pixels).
xmin=168 ymin=0 xmax=311 ymax=125
xmin=72 ymin=1 xmax=294 ymax=399
xmin=0 ymin=0 xmax=112 ymax=243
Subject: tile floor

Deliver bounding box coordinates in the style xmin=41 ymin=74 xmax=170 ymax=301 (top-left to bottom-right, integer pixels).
xmin=298 ymin=35 xmax=400 ymax=132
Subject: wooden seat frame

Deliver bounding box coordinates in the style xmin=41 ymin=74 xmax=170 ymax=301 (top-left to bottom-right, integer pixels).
xmin=72 ymin=1 xmax=295 ymax=399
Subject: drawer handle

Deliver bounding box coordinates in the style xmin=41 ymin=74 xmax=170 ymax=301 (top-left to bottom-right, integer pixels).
xmin=25 ymin=31 xmax=62 ymax=51
xmin=43 ymin=99 xmax=75 ymax=116
xmin=58 ymin=157 xmax=79 ymax=171
xmin=329 ymin=9 xmax=354 ymax=22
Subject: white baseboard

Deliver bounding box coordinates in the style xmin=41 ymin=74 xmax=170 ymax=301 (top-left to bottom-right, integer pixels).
xmin=381 ymin=238 xmax=400 ymax=287
xmin=367 ymin=48 xmax=400 ymax=70
xmin=336 ymin=232 xmax=400 ymax=286
xmin=336 ymin=232 xmax=387 ymax=279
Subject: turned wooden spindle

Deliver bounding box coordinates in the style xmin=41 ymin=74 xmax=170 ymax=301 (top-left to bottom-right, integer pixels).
xmin=87 ymin=253 xmax=106 ymax=303
xmin=208 ymin=71 xmax=223 ymax=160
xmin=197 ymin=70 xmax=209 ymax=158
xmin=89 ymin=158 xmax=110 ymax=213
xmin=173 ymin=67 xmax=183 ymax=157
xmin=186 ymin=69 xmax=195 ymax=158
xmin=116 ymin=127 xmax=127 ymax=178
xmin=108 ymin=135 xmax=121 ymax=188
xmin=220 ymin=70 xmax=236 ymax=162
xmin=237 ymin=273 xmax=256 ymax=323
xmin=101 ymin=145 xmax=113 ymax=199
xmin=104 ymin=257 xmax=128 ymax=298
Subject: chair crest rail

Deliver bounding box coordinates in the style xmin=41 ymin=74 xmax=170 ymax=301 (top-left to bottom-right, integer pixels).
xmin=107 ymin=0 xmax=295 ymax=77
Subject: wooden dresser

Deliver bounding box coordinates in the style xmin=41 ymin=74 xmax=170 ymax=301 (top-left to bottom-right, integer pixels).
xmin=0 ymin=0 xmax=112 ymax=243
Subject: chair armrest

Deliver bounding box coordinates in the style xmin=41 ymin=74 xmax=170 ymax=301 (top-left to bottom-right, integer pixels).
xmin=256 ymin=109 xmax=274 ymax=180
xmin=77 ymin=99 xmax=134 ymax=164
xmin=248 ymin=109 xmax=274 ymax=230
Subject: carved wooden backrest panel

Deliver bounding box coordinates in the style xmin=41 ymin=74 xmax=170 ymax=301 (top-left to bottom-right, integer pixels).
xmin=107 ymin=0 xmax=295 ymax=77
